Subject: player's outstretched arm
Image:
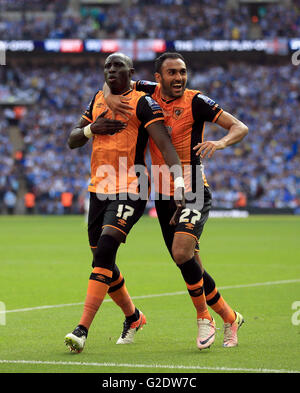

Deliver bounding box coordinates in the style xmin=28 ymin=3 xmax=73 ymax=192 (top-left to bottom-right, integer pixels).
xmin=193 ymin=111 xmax=248 ymax=159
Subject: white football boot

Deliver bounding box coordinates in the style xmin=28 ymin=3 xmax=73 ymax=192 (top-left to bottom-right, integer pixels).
xmin=116 ymin=311 xmax=146 ymax=344
xmin=196 ymin=318 xmax=216 ymax=350
xmin=223 ymin=311 xmax=244 ymax=347
xmin=64 ymin=326 xmax=87 ymax=353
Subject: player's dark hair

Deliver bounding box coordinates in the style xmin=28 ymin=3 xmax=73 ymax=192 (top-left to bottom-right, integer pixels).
xmin=154 ymin=52 xmax=186 ymax=74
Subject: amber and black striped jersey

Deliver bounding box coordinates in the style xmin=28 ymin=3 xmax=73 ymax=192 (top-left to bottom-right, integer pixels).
xmin=134 ymin=81 xmax=223 ymax=195
xmin=82 ymin=89 xmax=164 ymax=195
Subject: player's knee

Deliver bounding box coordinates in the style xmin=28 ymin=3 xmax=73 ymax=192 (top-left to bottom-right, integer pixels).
xmin=172 ymin=244 xmax=194 ymax=265
xmin=108 ymin=266 xmax=125 ymax=294
xmin=93 ymin=234 xmax=120 ymax=270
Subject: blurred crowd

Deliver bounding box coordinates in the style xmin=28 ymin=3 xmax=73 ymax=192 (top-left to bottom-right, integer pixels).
xmin=188 ymin=62 xmax=300 ymax=210
xmin=1 ymin=0 xmax=300 ymax=40
xmin=0 ymin=0 xmax=66 ymax=11
xmin=0 ymin=117 xmax=19 ymax=214
xmin=1 ymin=59 xmax=299 ymax=214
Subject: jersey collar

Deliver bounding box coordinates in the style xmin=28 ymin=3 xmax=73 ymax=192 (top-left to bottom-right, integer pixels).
xmin=161 ymin=96 xmax=179 ymax=104
xmin=122 ymin=89 xmax=133 ymax=96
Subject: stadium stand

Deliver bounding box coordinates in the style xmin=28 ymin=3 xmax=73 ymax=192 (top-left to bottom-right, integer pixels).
xmin=0 ymin=0 xmax=299 ymax=214
xmin=0 ymin=115 xmax=21 ymax=214
xmin=1 ymin=59 xmax=299 ymax=213
xmin=0 ymin=0 xmax=300 ymax=40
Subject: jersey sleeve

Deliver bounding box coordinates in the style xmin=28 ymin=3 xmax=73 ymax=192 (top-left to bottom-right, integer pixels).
xmin=81 ymin=91 xmax=99 ymax=123
xmin=192 ymin=92 xmax=223 ymax=123
xmin=136 ymin=95 xmax=165 ymax=128
xmin=134 ymin=80 xmax=158 ymax=96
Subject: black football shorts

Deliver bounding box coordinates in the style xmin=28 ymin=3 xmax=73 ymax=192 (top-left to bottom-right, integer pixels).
xmin=88 ymin=192 xmax=147 ymax=247
xmin=155 ymin=186 xmax=212 ymax=254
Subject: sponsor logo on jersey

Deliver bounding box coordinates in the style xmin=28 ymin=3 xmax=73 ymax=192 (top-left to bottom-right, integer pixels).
xmin=139 ymin=80 xmax=157 ymax=86
xmin=145 ymin=96 xmax=162 ymax=112
xmin=197 ymin=94 xmax=216 ymax=107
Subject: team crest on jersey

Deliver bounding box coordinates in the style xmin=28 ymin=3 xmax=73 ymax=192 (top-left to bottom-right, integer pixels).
xmin=145 ymin=96 xmax=161 ymax=111
xmin=173 ymin=107 xmax=184 ymax=119
xmin=197 ymin=94 xmax=216 ymax=107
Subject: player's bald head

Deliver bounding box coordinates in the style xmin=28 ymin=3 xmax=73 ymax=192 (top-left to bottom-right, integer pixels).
xmin=105 ymin=52 xmax=133 ymax=69
xmin=104 ymin=52 xmax=134 ymax=94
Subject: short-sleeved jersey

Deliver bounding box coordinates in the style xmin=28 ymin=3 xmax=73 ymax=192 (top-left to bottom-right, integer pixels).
xmin=135 ymin=81 xmax=223 ymax=196
xmin=82 ymin=89 xmax=164 ymax=196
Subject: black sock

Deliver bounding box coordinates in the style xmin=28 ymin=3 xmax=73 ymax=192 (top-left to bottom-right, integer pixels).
xmin=177 ymin=257 xmax=203 ymax=285
xmin=203 ymin=270 xmax=216 ymax=294
xmin=125 ymin=308 xmax=140 ymax=324
xmin=77 ymin=324 xmax=88 ymax=336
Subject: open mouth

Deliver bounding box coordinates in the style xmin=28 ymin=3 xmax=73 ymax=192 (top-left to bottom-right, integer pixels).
xmin=172 ymin=84 xmax=183 ymax=91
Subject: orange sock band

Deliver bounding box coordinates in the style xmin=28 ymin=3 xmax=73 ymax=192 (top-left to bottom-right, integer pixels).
xmin=79 ymin=267 xmax=112 ymax=330
xmin=203 ymin=271 xmax=235 ymax=324
xmin=108 ymin=272 xmax=135 ymax=317
xmin=109 ymin=272 xmax=124 ymax=288
xmin=109 ymin=284 xmax=136 ymax=317
xmin=93 ymin=267 xmax=113 ymax=281
xmin=186 ymin=278 xmax=212 ymax=321
xmin=210 ymin=296 xmax=235 ymax=324
xmin=205 ymin=287 xmax=218 ymax=302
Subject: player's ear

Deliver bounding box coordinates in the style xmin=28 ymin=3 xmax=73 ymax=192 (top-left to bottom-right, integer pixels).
xmin=129 ymin=68 xmax=135 ymax=78
xmin=154 ymin=72 xmax=161 ymax=83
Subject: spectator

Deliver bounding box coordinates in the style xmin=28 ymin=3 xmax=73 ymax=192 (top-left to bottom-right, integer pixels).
xmin=24 ymin=191 xmax=35 ymax=214
xmin=3 ymin=189 xmax=17 ymax=214
xmin=61 ymin=191 xmax=73 ymax=214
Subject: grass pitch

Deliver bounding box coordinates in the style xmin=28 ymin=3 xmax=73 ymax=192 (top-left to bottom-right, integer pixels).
xmin=0 ymin=214 xmax=299 ymax=374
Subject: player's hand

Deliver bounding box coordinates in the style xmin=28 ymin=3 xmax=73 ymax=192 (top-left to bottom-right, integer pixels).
xmin=105 ymin=94 xmax=134 ymax=121
xmin=193 ymin=140 xmax=226 ymax=159
xmin=170 ymin=186 xmax=185 ymax=226
xmin=91 ymin=109 xmax=127 ymax=135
